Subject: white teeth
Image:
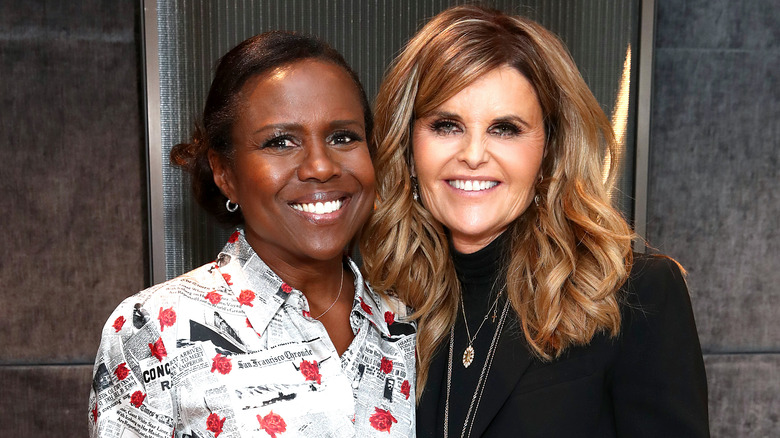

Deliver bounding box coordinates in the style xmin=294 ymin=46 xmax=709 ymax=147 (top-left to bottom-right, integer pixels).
xmin=448 ymin=180 xmax=498 ymax=191
xmin=291 ymin=199 xmax=343 ymax=214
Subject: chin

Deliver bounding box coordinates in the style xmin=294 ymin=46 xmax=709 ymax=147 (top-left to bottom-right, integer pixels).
xmin=301 ymin=242 xmax=351 ymax=261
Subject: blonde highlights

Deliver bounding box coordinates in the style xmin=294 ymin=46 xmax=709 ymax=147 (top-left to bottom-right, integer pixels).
xmin=360 ymin=5 xmax=634 ymax=401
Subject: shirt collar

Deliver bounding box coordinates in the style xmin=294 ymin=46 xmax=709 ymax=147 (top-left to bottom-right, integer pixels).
xmin=215 ymin=229 xmax=393 ymax=337
xmin=347 ymin=258 xmax=392 ymax=337
xmin=214 ymin=229 xmax=293 ymax=336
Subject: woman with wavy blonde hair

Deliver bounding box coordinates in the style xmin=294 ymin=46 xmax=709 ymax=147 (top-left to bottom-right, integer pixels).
xmin=361 ymin=4 xmax=708 ymax=437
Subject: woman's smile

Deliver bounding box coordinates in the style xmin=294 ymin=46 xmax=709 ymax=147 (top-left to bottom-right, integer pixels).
xmin=446 ymin=179 xmax=500 ymax=192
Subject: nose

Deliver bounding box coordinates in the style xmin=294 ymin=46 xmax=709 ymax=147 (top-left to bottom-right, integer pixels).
xmin=457 ymin=133 xmax=489 ymax=169
xmin=297 ymin=140 xmax=341 ymax=182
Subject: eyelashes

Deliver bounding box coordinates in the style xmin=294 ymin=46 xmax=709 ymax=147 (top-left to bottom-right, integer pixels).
xmin=429 ymin=120 xmax=461 ymax=135
xmin=256 ymin=129 xmax=364 ymax=150
xmin=426 ymin=119 xmax=523 ymax=138
xmin=489 ymin=122 xmax=521 ymax=137
xmin=327 ymin=130 xmax=364 ymax=145
xmin=259 ymin=133 xmax=296 ymax=150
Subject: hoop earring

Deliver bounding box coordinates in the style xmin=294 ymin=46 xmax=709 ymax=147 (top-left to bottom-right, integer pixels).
xmin=226 ymin=199 xmax=239 ymax=213
xmin=411 ymin=177 xmax=420 ymax=202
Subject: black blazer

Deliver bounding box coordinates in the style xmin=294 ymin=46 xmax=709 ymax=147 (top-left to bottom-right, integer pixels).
xmin=417 ymin=255 xmax=710 ymax=437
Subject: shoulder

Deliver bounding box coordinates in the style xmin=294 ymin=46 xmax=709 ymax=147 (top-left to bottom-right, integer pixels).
xmin=100 ymin=262 xmax=222 ymax=334
xmin=618 ymin=253 xmax=697 ymax=335
xmin=622 ymin=253 xmax=687 ymax=308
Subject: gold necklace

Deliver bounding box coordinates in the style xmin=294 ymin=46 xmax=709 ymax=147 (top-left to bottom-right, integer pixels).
xmin=313 ymin=266 xmax=344 ymax=320
xmin=444 ymin=298 xmax=511 ymax=438
xmin=458 ymin=287 xmax=504 ymax=368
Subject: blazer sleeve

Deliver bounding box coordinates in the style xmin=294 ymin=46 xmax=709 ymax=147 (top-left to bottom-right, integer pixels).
xmin=611 ymin=256 xmax=710 ymax=437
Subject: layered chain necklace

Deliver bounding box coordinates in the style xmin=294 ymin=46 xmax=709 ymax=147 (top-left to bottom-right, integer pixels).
xmin=459 ymin=287 xmax=504 ymax=368
xmin=444 ymin=295 xmax=512 ymax=438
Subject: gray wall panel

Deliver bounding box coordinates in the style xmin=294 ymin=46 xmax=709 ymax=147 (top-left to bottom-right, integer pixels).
xmin=651 ymin=0 xmax=779 ymax=435
xmin=655 ymin=0 xmax=779 ymax=50
xmin=0 ymin=365 xmax=93 ymax=437
xmin=0 ymin=0 xmax=146 ymax=364
xmin=650 ymin=0 xmax=780 ymax=352
xmin=705 ymin=354 xmax=780 ymax=436
xmin=649 ymin=48 xmax=780 ymax=351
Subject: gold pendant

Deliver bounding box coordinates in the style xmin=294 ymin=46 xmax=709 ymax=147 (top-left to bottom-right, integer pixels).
xmin=462 ymin=345 xmax=475 ymax=368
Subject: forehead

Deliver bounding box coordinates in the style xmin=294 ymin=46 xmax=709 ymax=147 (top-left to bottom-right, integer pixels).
xmin=431 ymin=66 xmax=541 ymax=119
xmin=237 ymin=59 xmax=364 ymax=126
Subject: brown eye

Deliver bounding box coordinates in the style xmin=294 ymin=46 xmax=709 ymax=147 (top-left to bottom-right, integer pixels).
xmin=261 ymin=134 xmax=296 ymax=150
xmin=328 ymin=130 xmax=363 ymax=146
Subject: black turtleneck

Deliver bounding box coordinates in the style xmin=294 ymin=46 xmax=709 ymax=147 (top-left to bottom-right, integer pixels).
xmin=438 ymin=231 xmax=511 ymax=436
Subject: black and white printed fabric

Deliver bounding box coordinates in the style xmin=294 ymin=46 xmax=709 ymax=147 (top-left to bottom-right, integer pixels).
xmin=89 ymin=229 xmax=416 ymax=438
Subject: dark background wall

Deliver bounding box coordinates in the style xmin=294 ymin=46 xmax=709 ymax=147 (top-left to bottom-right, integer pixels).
xmin=648 ymin=0 xmax=779 ymax=435
xmin=0 ymin=0 xmax=147 ymax=435
xmin=0 ymin=0 xmax=776 ymax=436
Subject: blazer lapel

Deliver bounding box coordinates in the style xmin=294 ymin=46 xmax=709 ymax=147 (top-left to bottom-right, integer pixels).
xmin=467 ymin=314 xmax=534 ymax=437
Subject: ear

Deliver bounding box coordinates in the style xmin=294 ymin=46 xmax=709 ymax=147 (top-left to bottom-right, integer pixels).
xmin=208 ymin=150 xmax=238 ymax=203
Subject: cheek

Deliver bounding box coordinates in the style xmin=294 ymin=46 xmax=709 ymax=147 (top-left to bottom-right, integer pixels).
xmin=349 ymin=148 xmax=376 ymax=189
xmin=411 ymin=134 xmax=444 ymax=184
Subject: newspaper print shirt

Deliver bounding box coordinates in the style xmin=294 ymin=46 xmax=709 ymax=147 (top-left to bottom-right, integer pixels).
xmin=89 ymin=230 xmax=416 ymax=438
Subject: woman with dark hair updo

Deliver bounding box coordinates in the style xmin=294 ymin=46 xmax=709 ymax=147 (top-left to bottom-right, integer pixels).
xmin=89 ymin=31 xmax=415 ymax=437
xmin=362 ymin=5 xmax=708 ymax=437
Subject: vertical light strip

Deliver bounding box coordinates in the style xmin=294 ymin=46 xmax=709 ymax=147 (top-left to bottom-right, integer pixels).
xmin=142 ymin=0 xmax=166 ymax=285
xmin=607 ymin=45 xmax=632 ymax=189
xmin=634 ymin=0 xmax=656 ymax=252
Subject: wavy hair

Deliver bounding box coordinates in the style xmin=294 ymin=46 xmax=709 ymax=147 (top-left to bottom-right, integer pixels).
xmin=360 ymin=4 xmax=634 ymax=400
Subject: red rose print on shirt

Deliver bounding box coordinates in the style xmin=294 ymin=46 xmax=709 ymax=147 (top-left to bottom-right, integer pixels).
xmin=380 ymin=357 xmax=393 ymax=374
xmin=369 ymin=407 xmax=397 ymax=433
xmin=384 ymin=311 xmax=394 ymax=325
xmin=222 ymin=273 xmax=233 ymax=286
xmin=237 ymin=289 xmax=255 ymax=306
xmin=158 ymin=307 xmax=176 ymax=331
xmin=149 ymin=337 xmax=167 ymax=361
xmin=113 ymin=316 xmax=126 ymax=332
xmin=280 ymin=283 xmax=293 ymax=294
xmin=91 ymin=403 xmax=98 ymax=423
xmin=211 ymin=353 xmax=232 ymax=375
xmin=207 ymin=413 xmax=226 ymax=437
xmin=205 ymin=291 xmax=222 ymax=305
xmin=130 ymin=391 xmax=146 ymax=408
xmin=257 ymin=411 xmax=287 ymax=438
xmin=302 ymin=309 xmax=311 ymax=318
xmin=228 ymin=230 xmax=240 ymax=243
xmin=299 ymin=359 xmax=322 ymax=384
xmin=400 ymin=380 xmax=411 ymax=399
xmin=359 ymin=297 xmax=373 ymax=315
xmin=114 ymin=362 xmax=130 ymax=381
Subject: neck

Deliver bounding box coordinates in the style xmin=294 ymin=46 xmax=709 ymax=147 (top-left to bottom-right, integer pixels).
xmin=450 ymin=229 xmax=509 ymax=286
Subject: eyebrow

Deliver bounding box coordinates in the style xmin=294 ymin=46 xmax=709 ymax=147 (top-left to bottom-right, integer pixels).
xmin=422 ymin=111 xmax=533 ymax=129
xmin=251 ymin=119 xmax=364 ymax=136
xmin=494 ymin=115 xmax=533 ymax=130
